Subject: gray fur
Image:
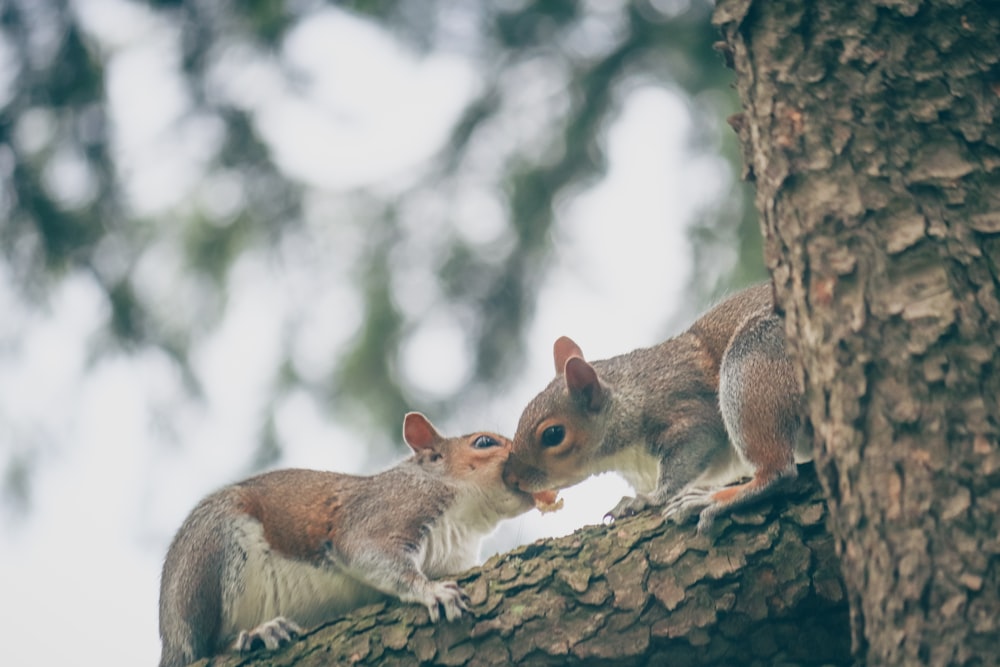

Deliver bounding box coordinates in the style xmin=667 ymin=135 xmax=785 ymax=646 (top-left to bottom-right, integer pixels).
xmin=160 ymin=430 xmax=528 ymax=667
xmin=510 ymin=282 xmax=809 ymax=529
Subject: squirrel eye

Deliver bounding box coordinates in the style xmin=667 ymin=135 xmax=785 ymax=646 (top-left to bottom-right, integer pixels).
xmin=472 ymin=435 xmax=498 ymax=449
xmin=540 ymin=425 xmax=565 ymax=448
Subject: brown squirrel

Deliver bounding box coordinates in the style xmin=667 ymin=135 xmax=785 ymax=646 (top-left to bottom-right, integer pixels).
xmin=505 ymin=282 xmax=811 ymax=532
xmin=159 ymin=412 xmax=551 ymax=667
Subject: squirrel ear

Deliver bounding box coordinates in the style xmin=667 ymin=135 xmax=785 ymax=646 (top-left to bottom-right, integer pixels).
xmin=553 ymin=336 xmax=585 ymax=375
xmin=564 ymin=356 xmax=605 ymax=411
xmin=403 ymin=412 xmax=444 ymax=453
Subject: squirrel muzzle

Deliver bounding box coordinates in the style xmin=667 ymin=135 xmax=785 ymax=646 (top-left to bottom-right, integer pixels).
xmin=503 ymin=455 xmax=549 ymax=493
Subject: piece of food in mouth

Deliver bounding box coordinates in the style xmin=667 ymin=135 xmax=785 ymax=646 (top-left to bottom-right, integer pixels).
xmin=532 ymin=490 xmax=564 ymax=514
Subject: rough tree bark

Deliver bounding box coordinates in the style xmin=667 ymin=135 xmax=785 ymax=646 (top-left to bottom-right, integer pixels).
xmin=199 ymin=468 xmax=847 ymax=667
xmin=714 ymin=0 xmax=1000 ymax=664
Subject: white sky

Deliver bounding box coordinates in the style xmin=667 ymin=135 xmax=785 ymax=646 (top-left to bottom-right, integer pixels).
xmin=0 ymin=3 xmax=721 ymax=665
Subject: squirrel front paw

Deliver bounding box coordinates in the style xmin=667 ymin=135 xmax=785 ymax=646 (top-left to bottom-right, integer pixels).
xmin=232 ymin=616 xmax=304 ymax=653
xmin=604 ymin=493 xmax=653 ymax=523
xmin=420 ymin=580 xmax=470 ymax=622
xmin=662 ymin=487 xmax=717 ymax=532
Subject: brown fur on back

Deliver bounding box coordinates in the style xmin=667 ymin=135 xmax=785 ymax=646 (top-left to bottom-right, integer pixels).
xmin=232 ymin=465 xmax=454 ymax=564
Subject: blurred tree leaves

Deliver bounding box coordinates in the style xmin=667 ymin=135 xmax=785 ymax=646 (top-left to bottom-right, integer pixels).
xmin=0 ymin=0 xmax=764 ymax=497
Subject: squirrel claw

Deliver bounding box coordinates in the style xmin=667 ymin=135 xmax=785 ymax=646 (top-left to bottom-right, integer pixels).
xmin=423 ymin=580 xmax=469 ymax=623
xmin=605 ymin=494 xmax=650 ymax=522
xmin=696 ymin=509 xmax=719 ymax=535
xmin=233 ymin=616 xmax=303 ymax=653
xmin=663 ymin=487 xmax=715 ymax=526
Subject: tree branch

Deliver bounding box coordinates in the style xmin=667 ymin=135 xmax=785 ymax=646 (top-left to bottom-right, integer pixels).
xmin=203 ymin=467 xmax=848 ymax=667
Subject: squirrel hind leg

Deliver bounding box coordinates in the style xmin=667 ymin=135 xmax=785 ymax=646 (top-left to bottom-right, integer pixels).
xmin=711 ymin=311 xmax=803 ymax=533
xmin=232 ymin=616 xmax=304 ymax=654
xmin=694 ymin=466 xmax=798 ymax=533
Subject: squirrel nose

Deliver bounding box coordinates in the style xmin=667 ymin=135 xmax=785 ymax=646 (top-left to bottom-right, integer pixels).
xmin=502 ymin=464 xmax=522 ymax=490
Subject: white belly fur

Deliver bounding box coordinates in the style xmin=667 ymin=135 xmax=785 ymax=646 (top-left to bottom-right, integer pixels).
xmin=222 ymin=517 xmax=383 ymax=643
xmin=221 ymin=504 xmax=496 ymax=642
xmin=597 ymin=443 xmax=661 ymax=494
xmin=696 ymin=442 xmax=754 ymax=488
xmin=422 ymin=489 xmax=501 ymax=578
xmin=597 ymin=438 xmax=754 ymax=495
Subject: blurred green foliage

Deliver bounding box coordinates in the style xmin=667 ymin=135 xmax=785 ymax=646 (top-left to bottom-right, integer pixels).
xmin=0 ymin=0 xmax=764 ymax=498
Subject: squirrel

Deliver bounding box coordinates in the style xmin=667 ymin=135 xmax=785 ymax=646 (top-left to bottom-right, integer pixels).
xmin=158 ymin=412 xmax=550 ymax=667
xmin=504 ymin=282 xmax=811 ymax=533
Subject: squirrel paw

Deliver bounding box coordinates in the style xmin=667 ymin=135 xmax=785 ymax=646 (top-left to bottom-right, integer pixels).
xmin=421 ymin=580 xmax=470 ymax=623
xmin=233 ymin=616 xmax=304 ymax=653
xmin=604 ymin=494 xmax=652 ymax=523
xmin=663 ymin=488 xmax=719 ymax=533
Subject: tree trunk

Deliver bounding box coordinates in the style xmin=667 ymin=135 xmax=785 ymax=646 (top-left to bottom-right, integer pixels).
xmin=202 ymin=468 xmax=848 ymax=667
xmin=714 ymin=0 xmax=1000 ymax=664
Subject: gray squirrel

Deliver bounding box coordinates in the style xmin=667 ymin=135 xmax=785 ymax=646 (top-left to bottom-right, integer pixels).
xmin=159 ymin=412 xmax=555 ymax=667
xmin=505 ymin=282 xmax=811 ymax=532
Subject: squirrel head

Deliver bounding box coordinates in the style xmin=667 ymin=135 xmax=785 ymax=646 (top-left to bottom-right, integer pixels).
xmin=403 ymin=412 xmax=534 ymax=519
xmin=505 ymin=336 xmax=610 ymax=493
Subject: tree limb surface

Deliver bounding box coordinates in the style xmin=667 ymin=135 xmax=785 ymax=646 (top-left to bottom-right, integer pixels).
xmin=713 ymin=0 xmax=1000 ymax=663
xmin=199 ymin=467 xmax=849 ymax=667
